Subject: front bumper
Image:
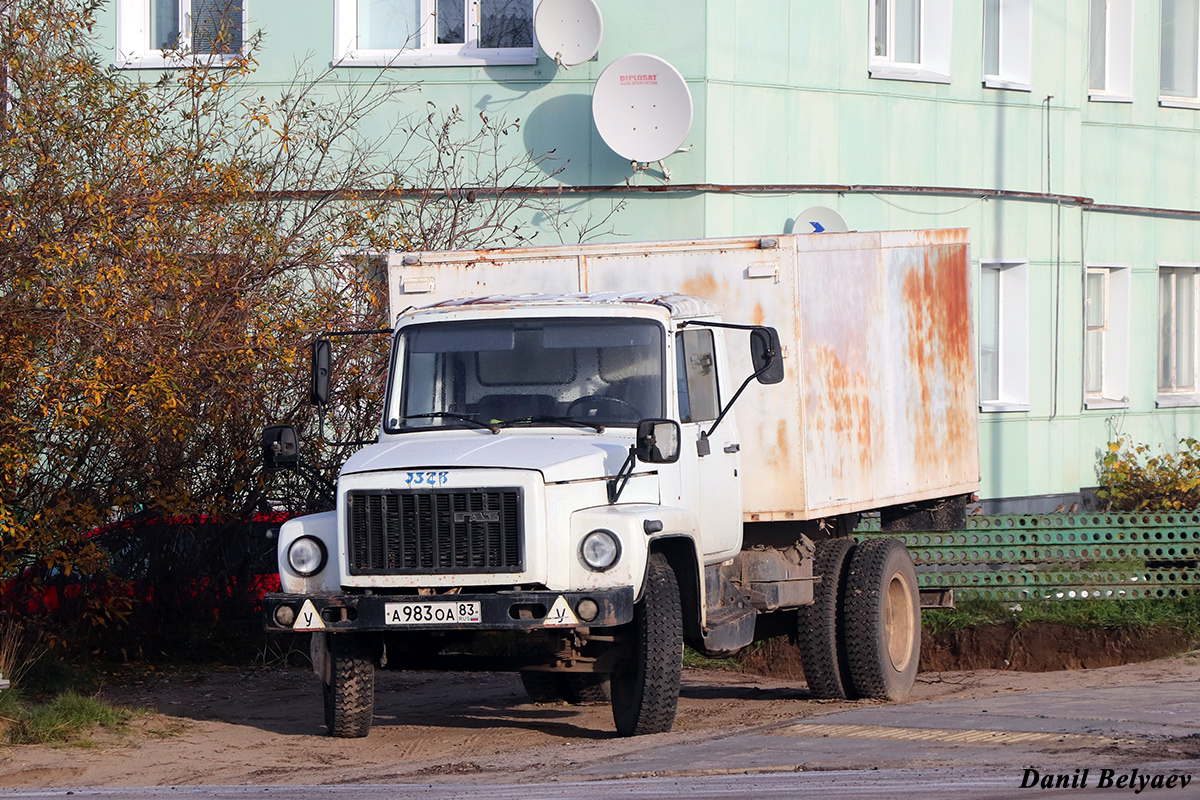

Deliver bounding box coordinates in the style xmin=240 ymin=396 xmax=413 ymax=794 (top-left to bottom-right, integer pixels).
xmin=262 ymin=587 xmax=635 ymax=633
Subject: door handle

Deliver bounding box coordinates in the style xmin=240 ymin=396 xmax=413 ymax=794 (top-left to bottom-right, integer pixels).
xmin=724 ymin=443 xmax=740 ymax=454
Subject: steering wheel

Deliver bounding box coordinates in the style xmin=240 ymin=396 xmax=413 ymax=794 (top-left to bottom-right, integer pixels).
xmin=565 ymin=396 xmax=641 ymax=422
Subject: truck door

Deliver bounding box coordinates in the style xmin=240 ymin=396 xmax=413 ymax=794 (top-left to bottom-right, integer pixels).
xmin=676 ymin=328 xmax=742 ymax=559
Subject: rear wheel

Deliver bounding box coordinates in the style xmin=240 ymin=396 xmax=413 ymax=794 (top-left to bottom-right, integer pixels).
xmin=520 ymin=671 xmax=565 ymax=703
xmin=842 ymin=538 xmax=921 ymax=701
xmin=796 ymin=536 xmax=856 ymax=699
xmin=610 ymin=553 xmax=682 ymax=736
xmin=563 ymin=674 xmax=611 ymax=705
xmin=520 ymin=671 xmax=610 ymax=705
xmin=323 ymin=634 xmax=375 ymax=738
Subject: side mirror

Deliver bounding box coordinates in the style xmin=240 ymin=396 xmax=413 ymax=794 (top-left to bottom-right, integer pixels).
xmin=310 ymin=339 xmax=331 ymax=406
xmin=635 ymin=419 xmax=681 ymax=464
xmin=750 ymin=326 xmax=785 ymax=385
xmin=262 ymin=424 xmax=300 ymax=470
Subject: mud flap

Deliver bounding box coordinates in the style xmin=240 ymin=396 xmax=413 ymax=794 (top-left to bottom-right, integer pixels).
xmin=699 ymin=568 xmax=757 ymax=657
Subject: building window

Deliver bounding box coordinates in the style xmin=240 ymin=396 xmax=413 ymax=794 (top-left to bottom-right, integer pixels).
xmin=1084 ymin=265 xmax=1131 ymax=409
xmin=1158 ymin=265 xmax=1200 ymax=404
xmin=1089 ymin=0 xmax=1135 ymax=101
xmin=979 ymin=260 xmax=1029 ymax=411
xmin=334 ymin=0 xmax=537 ymax=67
xmin=982 ymin=0 xmax=1032 ymax=90
xmin=868 ymin=0 xmax=953 ymax=83
xmin=116 ymin=0 xmax=245 ymax=68
xmin=1161 ymin=0 xmax=1200 ymax=107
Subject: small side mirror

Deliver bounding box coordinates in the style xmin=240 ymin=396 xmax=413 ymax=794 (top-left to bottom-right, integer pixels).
xmin=310 ymin=339 xmax=331 ymax=406
xmin=263 ymin=424 xmax=300 ymax=470
xmin=635 ymin=419 xmax=681 ymax=464
xmin=750 ymin=326 xmax=785 ymax=385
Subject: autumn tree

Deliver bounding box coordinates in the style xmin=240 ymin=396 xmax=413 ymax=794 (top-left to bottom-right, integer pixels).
xmin=0 ymin=0 xmax=565 ymax=654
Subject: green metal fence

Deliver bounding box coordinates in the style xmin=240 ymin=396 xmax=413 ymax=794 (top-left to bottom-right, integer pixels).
xmin=857 ymin=513 xmax=1200 ymax=600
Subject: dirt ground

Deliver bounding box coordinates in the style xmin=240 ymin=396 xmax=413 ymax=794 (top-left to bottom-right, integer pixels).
xmin=2 ymin=636 xmax=1199 ymax=788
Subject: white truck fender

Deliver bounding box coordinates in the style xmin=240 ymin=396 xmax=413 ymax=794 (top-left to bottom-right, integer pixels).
xmin=276 ymin=510 xmax=340 ymax=594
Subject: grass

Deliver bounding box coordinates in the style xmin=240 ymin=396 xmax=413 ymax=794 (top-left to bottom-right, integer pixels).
xmin=0 ymin=621 xmax=143 ymax=746
xmin=683 ymin=646 xmax=742 ymax=671
xmin=922 ymin=595 xmax=1200 ymax=640
xmin=2 ymin=690 xmax=138 ymax=746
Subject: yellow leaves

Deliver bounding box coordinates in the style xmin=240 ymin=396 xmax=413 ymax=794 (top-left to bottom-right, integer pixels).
xmin=2 ymin=0 xmax=404 ymax=648
xmin=1099 ymin=435 xmax=1200 ymax=512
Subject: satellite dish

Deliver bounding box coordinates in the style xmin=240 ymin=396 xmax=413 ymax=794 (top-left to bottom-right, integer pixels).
xmin=796 ymin=206 xmax=849 ymax=234
xmin=535 ymin=0 xmax=603 ymax=67
xmin=592 ymin=54 xmax=693 ymax=164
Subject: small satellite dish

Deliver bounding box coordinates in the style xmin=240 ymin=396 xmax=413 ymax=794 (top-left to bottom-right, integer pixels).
xmin=592 ymin=54 xmax=693 ymax=164
xmin=535 ymin=0 xmax=603 ymax=67
xmin=796 ymin=206 xmax=849 ymax=234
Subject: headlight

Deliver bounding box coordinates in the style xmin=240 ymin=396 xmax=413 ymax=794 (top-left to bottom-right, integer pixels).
xmin=580 ymin=529 xmax=620 ymax=571
xmin=287 ymin=536 xmax=327 ymax=577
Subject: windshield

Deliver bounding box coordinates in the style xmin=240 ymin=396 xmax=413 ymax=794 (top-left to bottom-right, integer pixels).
xmin=386 ymin=317 xmax=666 ymax=432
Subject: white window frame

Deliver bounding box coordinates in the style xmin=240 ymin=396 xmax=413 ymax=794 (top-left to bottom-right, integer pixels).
xmin=1157 ymin=264 xmax=1200 ymax=406
xmin=982 ymin=0 xmax=1033 ymax=91
xmin=1160 ymin=0 xmax=1200 ymax=109
xmin=1089 ymin=0 xmax=1135 ymax=102
xmin=334 ymin=0 xmax=538 ymax=67
xmin=979 ymin=259 xmax=1030 ymax=412
xmin=1083 ymin=265 xmax=1131 ymax=409
xmin=868 ymin=0 xmax=954 ymax=84
xmin=115 ymin=0 xmax=248 ymax=69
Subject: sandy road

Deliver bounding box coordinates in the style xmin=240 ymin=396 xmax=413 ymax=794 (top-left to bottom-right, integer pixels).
xmin=1 ymin=649 xmax=1198 ymax=790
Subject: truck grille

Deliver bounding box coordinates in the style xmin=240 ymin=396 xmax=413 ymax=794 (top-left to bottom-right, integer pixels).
xmin=346 ymin=489 xmax=524 ymax=575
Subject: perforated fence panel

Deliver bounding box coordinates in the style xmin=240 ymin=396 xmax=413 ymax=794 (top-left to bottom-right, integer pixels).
xmin=856 ymin=513 xmax=1200 ymax=600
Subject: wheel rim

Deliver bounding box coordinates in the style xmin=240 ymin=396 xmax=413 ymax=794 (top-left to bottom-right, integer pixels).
xmin=884 ymin=570 xmax=915 ymax=671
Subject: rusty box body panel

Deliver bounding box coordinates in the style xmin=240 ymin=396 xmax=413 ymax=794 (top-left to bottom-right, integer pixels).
xmin=388 ymin=229 xmax=980 ymax=522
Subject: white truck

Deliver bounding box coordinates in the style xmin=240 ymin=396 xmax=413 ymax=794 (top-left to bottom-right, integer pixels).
xmin=262 ymin=229 xmax=979 ymax=738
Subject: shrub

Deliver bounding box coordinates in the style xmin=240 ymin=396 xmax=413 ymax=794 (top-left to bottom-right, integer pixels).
xmin=1097 ymin=436 xmax=1200 ymax=511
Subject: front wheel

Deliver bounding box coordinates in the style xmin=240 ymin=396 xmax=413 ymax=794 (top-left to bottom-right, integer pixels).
xmin=610 ymin=553 xmax=683 ymax=736
xmin=842 ymin=538 xmax=921 ymax=701
xmin=323 ymin=634 xmax=376 ymax=738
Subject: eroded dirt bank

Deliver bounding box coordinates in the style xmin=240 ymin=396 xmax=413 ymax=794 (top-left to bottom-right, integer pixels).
xmin=736 ymin=622 xmax=1198 ymax=676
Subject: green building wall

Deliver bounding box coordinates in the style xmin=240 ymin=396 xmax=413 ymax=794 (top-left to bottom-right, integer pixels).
xmin=91 ymin=1 xmax=1200 ymax=508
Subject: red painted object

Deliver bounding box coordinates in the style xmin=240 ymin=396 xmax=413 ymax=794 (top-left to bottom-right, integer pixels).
xmin=1 ymin=511 xmax=290 ymax=622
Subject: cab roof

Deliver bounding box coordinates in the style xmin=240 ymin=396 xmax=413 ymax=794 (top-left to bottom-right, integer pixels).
xmin=415 ymin=292 xmax=720 ymax=320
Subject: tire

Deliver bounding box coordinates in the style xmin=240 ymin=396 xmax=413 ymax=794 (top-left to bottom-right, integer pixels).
xmin=521 ymin=672 xmax=609 ymax=705
xmin=610 ymin=553 xmax=683 ymax=736
xmin=795 ymin=536 xmax=856 ymax=699
xmin=323 ymin=634 xmax=375 ymax=738
xmin=520 ymin=671 xmax=564 ymax=703
xmin=563 ymin=674 xmax=611 ymax=705
xmin=842 ymin=538 xmax=921 ymax=701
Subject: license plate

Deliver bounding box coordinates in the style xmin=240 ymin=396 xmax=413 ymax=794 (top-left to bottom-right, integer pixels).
xmin=384 ymin=600 xmax=482 ymax=626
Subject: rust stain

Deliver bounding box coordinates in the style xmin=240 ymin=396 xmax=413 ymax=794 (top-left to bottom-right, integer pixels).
xmin=679 ymin=272 xmax=721 ymax=300
xmin=902 ymin=244 xmax=974 ymax=480
xmin=752 ymin=301 xmax=765 ymax=327
xmin=764 ymin=418 xmax=790 ymax=470
xmin=810 ymin=344 xmax=873 ymax=484
xmin=922 ymin=227 xmax=968 ymax=246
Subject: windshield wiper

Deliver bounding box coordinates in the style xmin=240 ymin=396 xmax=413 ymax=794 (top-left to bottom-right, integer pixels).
xmin=498 ymin=415 xmax=605 ymax=433
xmin=401 ymin=412 xmax=499 ymax=434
